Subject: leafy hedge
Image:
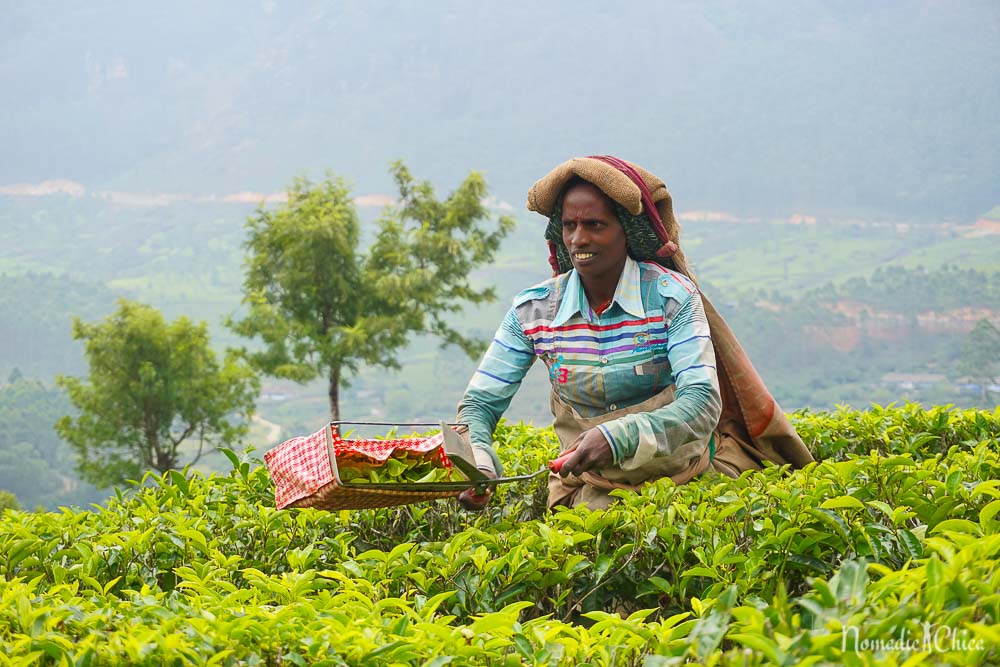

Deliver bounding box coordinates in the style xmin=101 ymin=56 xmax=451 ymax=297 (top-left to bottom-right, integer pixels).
xmin=792 ymin=402 xmax=999 ymax=461
xmin=1 ymin=404 xmax=998 ymax=665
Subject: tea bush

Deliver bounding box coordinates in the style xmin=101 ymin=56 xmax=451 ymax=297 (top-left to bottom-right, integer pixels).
xmin=791 ymin=402 xmax=999 ymax=461
xmin=1 ymin=404 xmax=998 ymax=665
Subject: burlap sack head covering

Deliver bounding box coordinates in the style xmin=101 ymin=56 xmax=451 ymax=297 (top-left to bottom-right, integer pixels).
xmin=527 ymin=155 xmax=692 ymax=279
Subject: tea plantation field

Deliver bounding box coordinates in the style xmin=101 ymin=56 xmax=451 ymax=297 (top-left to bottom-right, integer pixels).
xmin=1 ymin=404 xmax=998 ymax=665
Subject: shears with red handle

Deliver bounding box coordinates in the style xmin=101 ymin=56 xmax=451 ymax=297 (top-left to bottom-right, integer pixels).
xmin=547 ymin=451 xmax=575 ymax=474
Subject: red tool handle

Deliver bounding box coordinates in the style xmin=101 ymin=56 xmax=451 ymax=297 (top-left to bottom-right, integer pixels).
xmin=548 ymin=451 xmax=575 ymax=473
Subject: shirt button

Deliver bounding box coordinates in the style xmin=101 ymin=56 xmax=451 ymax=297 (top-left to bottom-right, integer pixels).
xmin=600 ymin=357 xmax=608 ymax=364
xmin=609 ymin=404 xmax=618 ymax=411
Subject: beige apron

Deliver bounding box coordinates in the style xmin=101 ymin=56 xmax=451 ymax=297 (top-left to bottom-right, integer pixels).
xmin=546 ymin=386 xmax=764 ymax=510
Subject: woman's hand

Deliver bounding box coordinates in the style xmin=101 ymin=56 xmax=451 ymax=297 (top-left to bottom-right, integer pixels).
xmin=556 ymin=428 xmax=614 ymax=477
xmin=456 ymin=468 xmax=498 ymax=511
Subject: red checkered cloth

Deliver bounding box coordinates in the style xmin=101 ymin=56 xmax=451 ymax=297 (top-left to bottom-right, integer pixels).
xmin=264 ymin=423 xmax=457 ymax=510
xmin=330 ymin=427 xmax=450 ymax=463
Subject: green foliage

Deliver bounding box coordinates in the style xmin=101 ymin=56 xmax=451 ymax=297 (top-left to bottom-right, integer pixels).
xmin=339 ymin=452 xmax=457 ymax=485
xmin=0 ymin=272 xmax=117 ymax=378
xmin=792 ymin=402 xmax=1000 ymax=461
xmin=837 ymin=264 xmax=1000 ymax=313
xmin=55 ymin=299 xmax=259 ymax=487
xmin=0 ymin=490 xmax=19 ymax=512
xmin=1 ymin=189 xmax=996 ymax=425
xmin=713 ymin=265 xmax=1000 ymax=409
xmin=228 ymin=163 xmax=514 ymax=420
xmin=1 ymin=406 xmax=998 ymax=664
xmin=0 ymin=376 xmax=105 ymax=510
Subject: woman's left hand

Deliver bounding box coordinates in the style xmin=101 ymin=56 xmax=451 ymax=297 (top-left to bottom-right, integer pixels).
xmin=556 ymin=428 xmax=615 ymax=477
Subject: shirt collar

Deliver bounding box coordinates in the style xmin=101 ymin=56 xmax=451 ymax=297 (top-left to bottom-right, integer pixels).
xmin=552 ymin=256 xmax=646 ymax=326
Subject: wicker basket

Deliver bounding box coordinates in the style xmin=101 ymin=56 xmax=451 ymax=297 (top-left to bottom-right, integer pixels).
xmin=264 ymin=422 xmax=463 ymax=510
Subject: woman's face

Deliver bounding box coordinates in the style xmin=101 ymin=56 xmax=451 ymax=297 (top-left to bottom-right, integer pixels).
xmin=560 ymin=182 xmax=628 ymax=286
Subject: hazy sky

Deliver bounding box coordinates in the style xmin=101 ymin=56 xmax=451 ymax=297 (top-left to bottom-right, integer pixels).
xmin=2 ymin=1 xmax=998 ymax=218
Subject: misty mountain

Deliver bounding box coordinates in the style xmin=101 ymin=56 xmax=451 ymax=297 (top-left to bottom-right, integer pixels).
xmin=2 ymin=1 xmax=997 ymax=219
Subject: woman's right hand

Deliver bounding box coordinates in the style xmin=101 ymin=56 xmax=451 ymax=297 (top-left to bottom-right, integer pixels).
xmin=553 ymin=428 xmax=614 ymax=477
xmin=456 ymin=468 xmax=498 ymax=511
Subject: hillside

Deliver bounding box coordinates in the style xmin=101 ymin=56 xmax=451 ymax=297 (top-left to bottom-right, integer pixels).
xmin=1 ymin=192 xmax=997 ymax=459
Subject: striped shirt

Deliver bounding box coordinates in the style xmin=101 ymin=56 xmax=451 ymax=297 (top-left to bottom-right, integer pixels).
xmin=458 ymin=256 xmax=722 ymax=476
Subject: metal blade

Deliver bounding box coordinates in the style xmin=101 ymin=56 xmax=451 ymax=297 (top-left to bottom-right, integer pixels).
xmin=439 ymin=421 xmax=488 ymax=484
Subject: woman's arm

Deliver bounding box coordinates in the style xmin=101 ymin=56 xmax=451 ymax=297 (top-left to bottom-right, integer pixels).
xmin=456 ymin=307 xmax=536 ymax=477
xmin=597 ymin=291 xmax=722 ymax=466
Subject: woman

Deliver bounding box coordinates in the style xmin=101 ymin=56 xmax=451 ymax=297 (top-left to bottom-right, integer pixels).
xmin=457 ymin=156 xmax=813 ymax=511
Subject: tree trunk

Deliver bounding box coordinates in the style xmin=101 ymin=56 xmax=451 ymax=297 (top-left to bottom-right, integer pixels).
xmin=146 ymin=426 xmax=171 ymax=473
xmin=328 ymin=364 xmax=341 ymax=422
xmin=158 ymin=452 xmax=177 ymax=474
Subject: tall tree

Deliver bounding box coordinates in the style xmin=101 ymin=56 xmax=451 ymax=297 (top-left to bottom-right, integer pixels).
xmin=955 ymin=318 xmax=1000 ymax=406
xmin=229 ymin=162 xmax=514 ymax=420
xmin=56 ymin=299 xmax=259 ymax=487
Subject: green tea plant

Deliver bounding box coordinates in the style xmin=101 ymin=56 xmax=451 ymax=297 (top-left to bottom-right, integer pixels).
xmin=338 ymin=453 xmax=457 ymax=485
xmin=1 ymin=405 xmax=998 ymax=665
xmin=792 ymin=401 xmax=999 ymax=461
